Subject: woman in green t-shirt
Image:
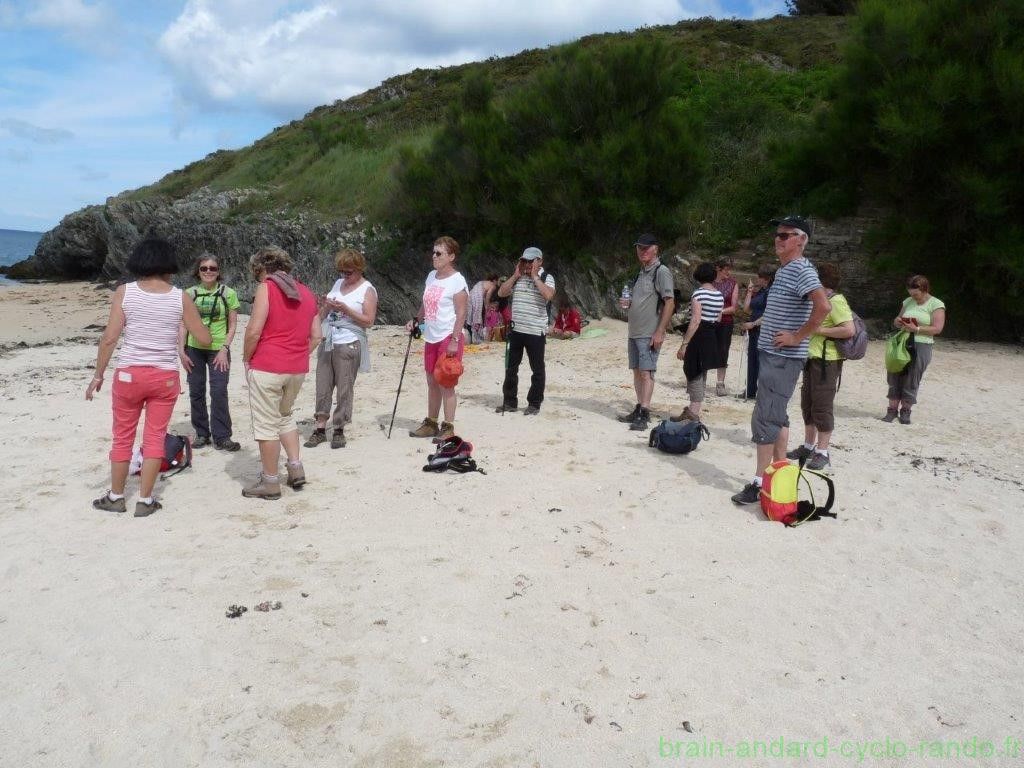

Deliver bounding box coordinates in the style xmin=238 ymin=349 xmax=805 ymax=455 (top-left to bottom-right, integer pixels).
xmin=179 ymin=254 xmax=242 ymax=450
xmin=883 ymin=274 xmax=946 ymax=425
xmin=786 ymin=262 xmax=855 ymax=472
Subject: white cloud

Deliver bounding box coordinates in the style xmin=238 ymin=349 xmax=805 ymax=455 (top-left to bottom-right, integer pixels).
xmin=75 ymin=163 xmax=109 ymax=181
xmin=23 ymin=0 xmax=108 ymax=33
xmin=1 ymin=118 xmax=75 ymax=143
xmin=159 ymin=0 xmax=727 ymax=116
xmin=4 ymin=148 xmax=32 ymax=164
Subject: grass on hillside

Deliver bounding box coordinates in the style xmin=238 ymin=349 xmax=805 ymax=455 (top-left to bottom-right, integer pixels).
xmin=121 ymin=15 xmax=847 ymax=245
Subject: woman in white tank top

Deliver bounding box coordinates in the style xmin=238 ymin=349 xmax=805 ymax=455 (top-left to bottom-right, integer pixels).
xmin=305 ymin=249 xmax=378 ymax=449
xmin=86 ymin=238 xmax=211 ymax=518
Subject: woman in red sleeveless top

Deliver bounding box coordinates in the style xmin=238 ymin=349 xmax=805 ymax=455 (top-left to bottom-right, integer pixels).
xmin=242 ymin=246 xmax=321 ymax=500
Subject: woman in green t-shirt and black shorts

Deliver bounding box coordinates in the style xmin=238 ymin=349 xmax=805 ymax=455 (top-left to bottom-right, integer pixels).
xmin=179 ymin=254 xmax=242 ymax=450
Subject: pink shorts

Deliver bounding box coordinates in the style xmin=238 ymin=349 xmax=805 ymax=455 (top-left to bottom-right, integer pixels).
xmin=423 ymin=332 xmax=465 ymax=377
xmin=109 ymin=366 xmax=180 ymax=462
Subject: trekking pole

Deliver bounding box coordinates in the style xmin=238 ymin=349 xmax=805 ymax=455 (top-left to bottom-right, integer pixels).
xmin=739 ymin=331 xmax=747 ymax=401
xmin=387 ymin=321 xmax=419 ymax=439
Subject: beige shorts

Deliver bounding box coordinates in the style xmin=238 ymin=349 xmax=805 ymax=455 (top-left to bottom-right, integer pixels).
xmin=247 ymin=368 xmax=306 ymax=441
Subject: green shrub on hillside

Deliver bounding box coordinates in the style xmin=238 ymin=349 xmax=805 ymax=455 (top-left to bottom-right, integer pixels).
xmin=394 ymin=38 xmax=706 ymax=258
xmin=782 ymin=0 xmax=1024 ymax=339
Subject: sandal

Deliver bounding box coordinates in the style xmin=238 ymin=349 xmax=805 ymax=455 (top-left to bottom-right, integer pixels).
xmin=134 ymin=499 xmax=163 ymax=518
xmin=93 ymin=492 xmax=126 ymax=513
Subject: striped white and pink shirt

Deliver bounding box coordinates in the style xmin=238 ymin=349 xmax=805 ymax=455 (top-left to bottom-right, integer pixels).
xmin=117 ymin=281 xmax=183 ymax=371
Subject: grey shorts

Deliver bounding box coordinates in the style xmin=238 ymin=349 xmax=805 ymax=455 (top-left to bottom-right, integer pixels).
xmin=627 ymin=337 xmax=660 ymax=372
xmin=751 ymin=351 xmax=804 ymax=445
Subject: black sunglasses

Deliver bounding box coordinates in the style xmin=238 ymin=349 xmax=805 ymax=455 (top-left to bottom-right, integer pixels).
xmin=774 ymin=232 xmax=803 ymax=241
xmin=199 ymin=265 xmax=219 ymax=272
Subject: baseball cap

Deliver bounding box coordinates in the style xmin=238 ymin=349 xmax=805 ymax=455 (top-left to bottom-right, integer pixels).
xmin=433 ymin=355 xmax=464 ymax=389
xmin=634 ymin=233 xmax=658 ymax=247
xmin=770 ymin=215 xmax=812 ymax=236
xmin=520 ymin=247 xmax=543 ymax=261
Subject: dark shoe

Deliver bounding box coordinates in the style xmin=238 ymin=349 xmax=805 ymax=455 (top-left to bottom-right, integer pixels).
xmin=735 ymin=391 xmax=754 ymax=400
xmin=133 ymin=499 xmax=162 ymax=517
xmin=92 ymin=492 xmax=126 ymax=513
xmin=495 ymin=404 xmax=518 ymax=413
xmin=805 ymin=451 xmax=831 ymax=471
xmin=243 ymin=473 xmax=282 ymax=499
xmin=628 ymin=409 xmax=650 ymax=431
xmin=330 ymin=429 xmax=346 ymax=449
xmin=286 ymin=462 xmax=306 ymax=489
xmin=881 ymin=408 xmax=898 ymax=423
xmin=617 ymin=404 xmax=641 ymax=423
xmin=786 ymin=445 xmax=813 ymax=462
xmin=304 ymin=428 xmax=327 ymax=447
xmin=214 ymin=438 xmax=241 ymax=452
xmin=523 ymin=405 xmax=540 ymax=416
xmin=898 ymin=408 xmax=912 ymax=425
xmin=669 ymin=406 xmax=697 ymax=423
xmin=409 ymin=418 xmax=439 ymax=438
xmin=731 ymin=483 xmax=761 ymax=505
xmin=192 ymin=435 xmax=211 ymax=448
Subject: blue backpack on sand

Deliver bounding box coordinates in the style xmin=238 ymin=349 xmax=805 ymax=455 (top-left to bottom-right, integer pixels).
xmin=648 ymin=420 xmax=709 ymax=454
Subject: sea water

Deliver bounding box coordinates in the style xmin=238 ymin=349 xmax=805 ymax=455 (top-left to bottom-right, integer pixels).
xmin=0 ymin=228 xmax=43 ymax=285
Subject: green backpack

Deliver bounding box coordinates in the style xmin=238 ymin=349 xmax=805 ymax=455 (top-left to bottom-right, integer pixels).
xmin=885 ymin=330 xmax=916 ymax=374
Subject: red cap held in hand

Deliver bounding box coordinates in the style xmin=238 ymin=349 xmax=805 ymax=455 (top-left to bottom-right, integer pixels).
xmin=433 ymin=355 xmax=464 ymax=389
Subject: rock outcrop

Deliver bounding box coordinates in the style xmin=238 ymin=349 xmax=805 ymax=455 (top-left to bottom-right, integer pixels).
xmin=10 ymin=187 xmax=618 ymax=322
xmin=12 ymin=187 xmax=899 ymax=326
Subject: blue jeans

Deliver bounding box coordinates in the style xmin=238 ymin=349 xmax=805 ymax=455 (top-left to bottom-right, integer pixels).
xmin=186 ymin=346 xmax=232 ymax=440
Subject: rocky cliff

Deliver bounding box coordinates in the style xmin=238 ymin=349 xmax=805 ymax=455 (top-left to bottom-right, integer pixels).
xmin=10 ymin=186 xmax=898 ymax=327
xmin=9 ymin=187 xmax=619 ymax=322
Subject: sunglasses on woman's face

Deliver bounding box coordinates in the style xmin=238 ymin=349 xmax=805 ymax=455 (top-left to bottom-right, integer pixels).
xmin=199 ymin=265 xmax=219 ymax=273
xmin=432 ymin=249 xmax=446 ymax=257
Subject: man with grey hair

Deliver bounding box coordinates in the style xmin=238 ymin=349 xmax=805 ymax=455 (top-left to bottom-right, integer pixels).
xmin=619 ymin=233 xmax=675 ymax=431
xmin=731 ymin=216 xmax=831 ymax=505
xmin=496 ymin=246 xmax=556 ymax=415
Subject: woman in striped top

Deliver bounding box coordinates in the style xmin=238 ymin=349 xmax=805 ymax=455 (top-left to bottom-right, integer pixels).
xmin=673 ymin=262 xmax=724 ymax=422
xmin=86 ymin=238 xmax=211 ymax=518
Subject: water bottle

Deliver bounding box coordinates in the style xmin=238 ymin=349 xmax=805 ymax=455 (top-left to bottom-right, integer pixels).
xmin=620 ymin=283 xmax=631 ymax=310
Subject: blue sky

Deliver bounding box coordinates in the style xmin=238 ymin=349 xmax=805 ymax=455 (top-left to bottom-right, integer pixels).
xmin=0 ymin=0 xmax=787 ymax=232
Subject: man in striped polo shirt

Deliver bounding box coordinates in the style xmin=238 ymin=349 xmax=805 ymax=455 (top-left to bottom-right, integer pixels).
xmin=731 ymin=216 xmax=831 ymax=505
xmin=496 ymin=246 xmax=556 ymax=415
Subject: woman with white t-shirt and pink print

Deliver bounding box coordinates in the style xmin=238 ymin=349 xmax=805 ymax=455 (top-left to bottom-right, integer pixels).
xmin=406 ymin=235 xmax=468 ymax=440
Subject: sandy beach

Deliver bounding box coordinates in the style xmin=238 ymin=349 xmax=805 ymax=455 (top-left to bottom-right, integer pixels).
xmin=1 ymin=280 xmax=1022 ymax=767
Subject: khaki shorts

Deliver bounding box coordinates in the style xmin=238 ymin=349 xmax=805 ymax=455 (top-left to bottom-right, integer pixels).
xmin=247 ymin=368 xmax=306 ymax=441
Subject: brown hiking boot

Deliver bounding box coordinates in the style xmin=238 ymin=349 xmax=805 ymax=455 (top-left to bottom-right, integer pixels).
xmin=409 ymin=417 xmax=439 ymax=438
xmin=669 ymin=406 xmax=697 ymax=423
xmin=304 ymin=428 xmax=327 ymax=448
xmin=286 ymin=462 xmax=306 ymax=488
xmin=242 ymin=473 xmax=282 ymax=500
xmin=438 ymin=421 xmax=455 ymax=439
xmin=330 ymin=429 xmax=346 ymax=449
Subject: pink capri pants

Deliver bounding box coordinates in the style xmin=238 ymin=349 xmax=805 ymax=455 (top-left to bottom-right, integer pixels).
xmin=109 ymin=366 xmax=179 ymax=462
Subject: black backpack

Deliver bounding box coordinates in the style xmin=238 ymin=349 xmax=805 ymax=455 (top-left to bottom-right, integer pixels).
xmin=648 ymin=420 xmax=710 ymax=454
